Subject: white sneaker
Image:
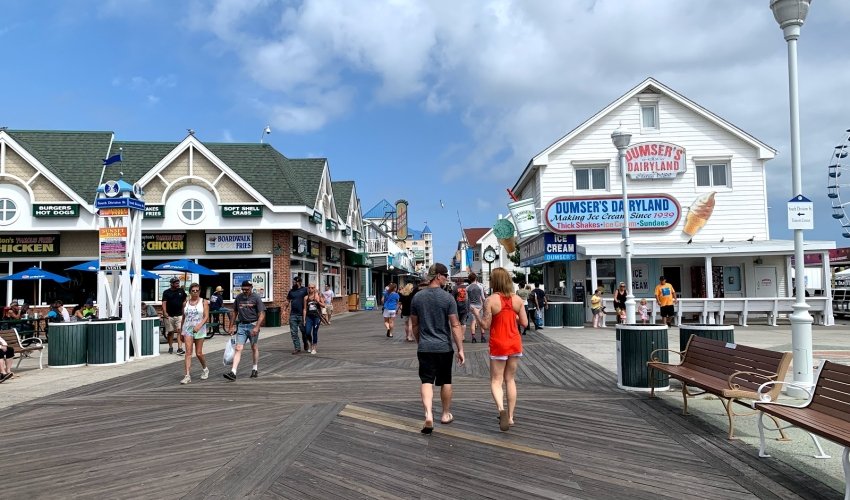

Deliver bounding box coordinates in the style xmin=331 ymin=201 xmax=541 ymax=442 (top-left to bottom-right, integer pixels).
xmin=180 ymin=375 xmax=191 ymax=385
xmin=201 ymin=367 xmax=209 ymax=380
xmin=310 ymin=348 xmax=316 ymax=354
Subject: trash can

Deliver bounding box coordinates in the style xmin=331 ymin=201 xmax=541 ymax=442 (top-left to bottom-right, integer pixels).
xmin=563 ymin=302 xmax=584 ymax=328
xmin=265 ymin=307 xmax=281 ymax=327
xmin=87 ymin=320 xmax=127 ymax=366
xmin=544 ymin=302 xmax=565 ymax=327
xmin=616 ymin=324 xmax=669 ymax=391
xmin=140 ymin=317 xmax=160 ymax=357
xmin=348 ymin=293 xmax=360 ymax=312
xmin=48 ymin=322 xmax=87 ymax=368
xmin=679 ymin=324 xmax=734 ymax=352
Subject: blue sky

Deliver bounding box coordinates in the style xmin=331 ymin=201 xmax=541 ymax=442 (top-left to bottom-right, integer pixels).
xmin=2 ymin=0 xmax=850 ymax=262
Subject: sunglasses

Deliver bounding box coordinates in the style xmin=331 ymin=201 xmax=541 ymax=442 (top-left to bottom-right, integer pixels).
xmin=190 ymin=289 xmax=200 ymax=293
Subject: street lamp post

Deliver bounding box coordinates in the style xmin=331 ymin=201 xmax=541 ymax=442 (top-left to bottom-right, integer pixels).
xmin=612 ymin=127 xmax=635 ymax=324
xmin=771 ymin=0 xmax=813 ymax=394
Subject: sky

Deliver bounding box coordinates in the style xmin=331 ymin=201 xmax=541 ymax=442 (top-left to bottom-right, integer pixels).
xmin=2 ymin=0 xmax=850 ymax=263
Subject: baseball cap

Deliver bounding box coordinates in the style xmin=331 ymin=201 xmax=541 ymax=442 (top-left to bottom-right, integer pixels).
xmin=85 ymin=298 xmax=94 ymax=305
xmin=169 ymin=277 xmax=180 ymax=284
xmin=426 ymin=263 xmax=449 ymax=281
xmin=241 ymin=280 xmax=252 ymax=287
xmin=294 ymin=276 xmax=302 ymax=282
xmin=214 ymin=286 xmax=224 ymax=292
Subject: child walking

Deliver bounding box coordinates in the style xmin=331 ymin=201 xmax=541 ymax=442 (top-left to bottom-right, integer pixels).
xmin=639 ymin=298 xmax=649 ymax=324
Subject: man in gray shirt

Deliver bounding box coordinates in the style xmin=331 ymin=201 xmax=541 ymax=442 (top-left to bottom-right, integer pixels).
xmin=224 ymin=280 xmax=266 ymax=381
xmin=411 ymin=263 xmax=465 ymax=434
xmin=466 ymin=272 xmax=486 ymax=343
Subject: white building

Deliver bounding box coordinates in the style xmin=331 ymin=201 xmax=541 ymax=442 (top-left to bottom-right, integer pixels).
xmin=511 ymin=78 xmax=834 ymax=319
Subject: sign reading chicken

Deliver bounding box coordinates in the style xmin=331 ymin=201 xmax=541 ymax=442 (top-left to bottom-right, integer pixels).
xmin=625 ymin=142 xmax=686 ymax=179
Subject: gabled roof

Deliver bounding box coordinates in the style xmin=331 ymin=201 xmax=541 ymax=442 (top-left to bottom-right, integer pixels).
xmin=409 ymin=228 xmax=422 ymax=240
xmin=513 ymin=77 xmax=777 ymax=193
xmin=331 ymin=181 xmax=354 ymax=218
xmin=364 ymin=199 xmax=394 ymax=219
xmin=463 ymin=228 xmax=489 ymax=246
xmin=8 ymin=130 xmax=114 ymax=199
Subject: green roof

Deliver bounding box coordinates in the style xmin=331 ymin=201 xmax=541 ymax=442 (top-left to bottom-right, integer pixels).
xmin=6 ymin=130 xmax=331 ymax=209
xmin=332 ymin=181 xmax=354 ymax=218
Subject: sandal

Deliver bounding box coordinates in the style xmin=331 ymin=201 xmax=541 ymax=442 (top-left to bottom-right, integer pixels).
xmin=421 ymin=420 xmax=434 ymax=434
xmin=499 ymin=410 xmax=510 ymax=432
xmin=440 ymin=413 xmax=454 ymax=425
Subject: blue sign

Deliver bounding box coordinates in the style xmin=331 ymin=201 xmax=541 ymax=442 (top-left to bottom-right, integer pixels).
xmin=520 ymin=233 xmax=576 ymax=267
xmin=544 ymin=194 xmax=680 ymax=233
xmin=95 ymin=197 xmax=145 ymax=211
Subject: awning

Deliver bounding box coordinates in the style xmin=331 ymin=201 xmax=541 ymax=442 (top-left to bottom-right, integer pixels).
xmin=345 ymin=250 xmax=373 ymax=268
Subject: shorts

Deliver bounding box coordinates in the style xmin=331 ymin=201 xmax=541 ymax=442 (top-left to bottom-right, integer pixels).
xmin=324 ymin=304 xmax=333 ymax=314
xmin=490 ymin=352 xmax=523 ymax=361
xmin=591 ymin=307 xmax=602 ymax=315
xmin=163 ymin=315 xmax=182 ymax=333
xmin=181 ymin=327 xmax=206 ymax=340
xmin=1 ymin=345 xmax=14 ymax=358
xmin=417 ymin=351 xmax=454 ymax=386
xmin=457 ymin=310 xmax=468 ymax=325
xmin=235 ymin=322 xmax=259 ymax=345
xmin=660 ymin=305 xmax=675 ymax=318
xmin=382 ymin=309 xmax=397 ymax=318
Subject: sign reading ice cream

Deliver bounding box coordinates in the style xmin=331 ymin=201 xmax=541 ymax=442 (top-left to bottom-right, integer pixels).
xmin=545 ymin=194 xmax=680 ymax=233
xmin=625 ymin=142 xmax=686 ymax=179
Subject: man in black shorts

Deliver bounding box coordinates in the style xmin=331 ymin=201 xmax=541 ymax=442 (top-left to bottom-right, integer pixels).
xmin=411 ymin=262 xmax=465 ymax=434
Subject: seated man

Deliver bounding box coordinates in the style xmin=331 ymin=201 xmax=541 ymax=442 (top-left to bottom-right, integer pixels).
xmin=140 ymin=302 xmax=157 ymax=318
xmin=82 ymin=299 xmax=97 ymax=319
xmin=4 ymin=301 xmax=21 ymax=320
xmin=0 ymin=334 xmax=14 ymax=383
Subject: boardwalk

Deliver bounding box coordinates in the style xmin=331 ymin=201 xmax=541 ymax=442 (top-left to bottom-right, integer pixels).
xmin=2 ymin=312 xmax=842 ymax=499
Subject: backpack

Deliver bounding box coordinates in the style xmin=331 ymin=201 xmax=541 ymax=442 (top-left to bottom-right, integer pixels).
xmin=456 ymin=287 xmax=467 ymax=303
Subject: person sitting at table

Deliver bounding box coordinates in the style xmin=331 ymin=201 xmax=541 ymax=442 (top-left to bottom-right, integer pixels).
xmin=71 ymin=304 xmax=84 ymax=322
xmin=57 ymin=300 xmax=70 ymax=322
xmin=0 ymin=333 xmax=14 ymax=383
xmin=82 ymin=299 xmax=97 ymax=319
xmin=47 ymin=301 xmax=65 ymax=323
xmin=141 ymin=302 xmax=157 ymax=318
xmin=4 ymin=301 xmax=21 ymax=320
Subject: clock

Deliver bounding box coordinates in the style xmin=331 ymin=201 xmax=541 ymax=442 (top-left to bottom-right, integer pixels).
xmin=483 ymin=246 xmax=497 ymax=263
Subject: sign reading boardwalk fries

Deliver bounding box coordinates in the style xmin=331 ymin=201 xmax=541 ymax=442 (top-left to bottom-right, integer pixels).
xmin=99 ymin=226 xmax=128 ymax=270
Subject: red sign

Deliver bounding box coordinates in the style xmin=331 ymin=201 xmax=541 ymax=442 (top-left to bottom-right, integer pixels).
xmin=625 ymin=142 xmax=686 ymax=180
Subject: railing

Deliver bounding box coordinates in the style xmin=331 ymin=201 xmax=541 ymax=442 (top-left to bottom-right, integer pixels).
xmin=602 ymin=297 xmax=832 ymax=327
xmin=366 ymin=239 xmax=388 ymax=254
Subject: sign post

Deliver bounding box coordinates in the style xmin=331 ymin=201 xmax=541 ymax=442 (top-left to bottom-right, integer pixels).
xmin=787 ymin=194 xmax=814 ymax=230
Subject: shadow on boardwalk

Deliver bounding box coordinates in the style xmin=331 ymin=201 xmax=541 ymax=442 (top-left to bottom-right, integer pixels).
xmin=2 ymin=311 xmax=842 ymax=499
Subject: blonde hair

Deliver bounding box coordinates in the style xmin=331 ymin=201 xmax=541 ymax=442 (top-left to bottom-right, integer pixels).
xmin=640 ymin=298 xmax=647 ymax=304
xmin=490 ymin=267 xmax=513 ymax=295
xmin=399 ymin=283 xmax=414 ymax=296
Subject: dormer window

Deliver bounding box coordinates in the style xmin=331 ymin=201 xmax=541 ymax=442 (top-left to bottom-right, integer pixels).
xmin=638 ymin=94 xmax=660 ymax=132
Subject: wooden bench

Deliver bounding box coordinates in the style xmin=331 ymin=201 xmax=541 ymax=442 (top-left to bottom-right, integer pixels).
xmin=753 ymin=360 xmax=850 ymax=500
xmin=647 ymin=335 xmax=792 ymax=439
xmin=0 ymin=328 xmax=45 ymax=370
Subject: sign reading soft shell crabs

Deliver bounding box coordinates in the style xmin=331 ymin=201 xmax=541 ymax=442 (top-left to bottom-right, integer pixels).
xmin=545 ymin=194 xmax=680 ymax=233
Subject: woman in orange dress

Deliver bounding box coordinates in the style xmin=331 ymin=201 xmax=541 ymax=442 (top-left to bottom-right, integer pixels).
xmin=470 ymin=267 xmax=528 ymax=432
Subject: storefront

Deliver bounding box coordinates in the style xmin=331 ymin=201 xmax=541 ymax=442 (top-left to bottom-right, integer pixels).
xmin=510 ymin=78 xmax=835 ymax=315
xmin=0 ymin=130 xmax=365 ymax=313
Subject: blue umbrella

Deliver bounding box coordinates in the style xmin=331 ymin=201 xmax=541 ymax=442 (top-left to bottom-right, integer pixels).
xmin=1 ymin=266 xmax=70 ymax=283
xmin=153 ymin=259 xmax=217 ymax=275
xmin=66 ymin=260 xmax=161 ymax=279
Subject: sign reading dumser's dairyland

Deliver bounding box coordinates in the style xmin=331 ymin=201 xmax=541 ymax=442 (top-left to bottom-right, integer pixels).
xmin=545 ymin=194 xmax=681 ymax=233
xmin=625 ymin=142 xmax=686 ymax=179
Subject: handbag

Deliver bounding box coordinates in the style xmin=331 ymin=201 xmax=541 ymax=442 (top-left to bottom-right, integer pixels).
xmin=223 ymin=338 xmax=236 ymax=365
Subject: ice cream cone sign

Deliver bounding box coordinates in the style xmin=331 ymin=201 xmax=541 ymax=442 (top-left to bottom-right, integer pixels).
xmin=683 ymin=191 xmax=716 ymax=237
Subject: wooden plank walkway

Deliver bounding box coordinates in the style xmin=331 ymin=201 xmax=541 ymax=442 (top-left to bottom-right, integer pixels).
xmin=1 ymin=311 xmax=841 ymax=499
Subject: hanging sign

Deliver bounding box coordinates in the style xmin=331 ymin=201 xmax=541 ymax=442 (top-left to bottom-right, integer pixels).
xmin=545 ymin=194 xmax=680 ymax=233
xmin=508 ymin=198 xmax=540 ymax=239
xmin=396 ymin=200 xmax=409 ymax=240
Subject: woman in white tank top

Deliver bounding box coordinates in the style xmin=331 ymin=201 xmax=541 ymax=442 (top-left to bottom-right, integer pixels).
xmin=179 ymin=283 xmax=209 ymax=385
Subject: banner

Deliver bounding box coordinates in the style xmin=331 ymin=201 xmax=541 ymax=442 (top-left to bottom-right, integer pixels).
xmin=99 ymin=227 xmax=128 ymax=270
xmin=396 ymin=200 xmax=408 ymax=240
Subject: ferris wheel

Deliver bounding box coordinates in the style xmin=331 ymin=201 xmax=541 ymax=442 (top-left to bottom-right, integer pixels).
xmin=828 ymin=129 xmax=850 ymax=238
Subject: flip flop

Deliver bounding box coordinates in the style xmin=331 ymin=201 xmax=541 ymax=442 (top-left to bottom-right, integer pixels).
xmin=499 ymin=410 xmax=510 ymax=432
xmin=440 ymin=413 xmax=454 ymax=425
xmin=421 ymin=420 xmax=434 ymax=434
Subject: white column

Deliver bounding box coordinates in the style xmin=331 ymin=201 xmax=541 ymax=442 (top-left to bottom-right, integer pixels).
xmin=705 ymin=255 xmax=715 ymax=324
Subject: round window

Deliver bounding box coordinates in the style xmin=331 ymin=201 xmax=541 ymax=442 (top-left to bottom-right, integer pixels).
xmin=0 ymin=199 xmax=19 ymax=225
xmin=179 ymin=198 xmax=205 ymax=224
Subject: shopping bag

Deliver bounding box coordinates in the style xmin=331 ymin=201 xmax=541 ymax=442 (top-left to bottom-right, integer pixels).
xmin=223 ymin=338 xmax=235 ymax=365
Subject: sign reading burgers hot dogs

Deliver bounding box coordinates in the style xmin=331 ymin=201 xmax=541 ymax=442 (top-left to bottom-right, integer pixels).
xmin=625 ymin=141 xmax=686 ymax=179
